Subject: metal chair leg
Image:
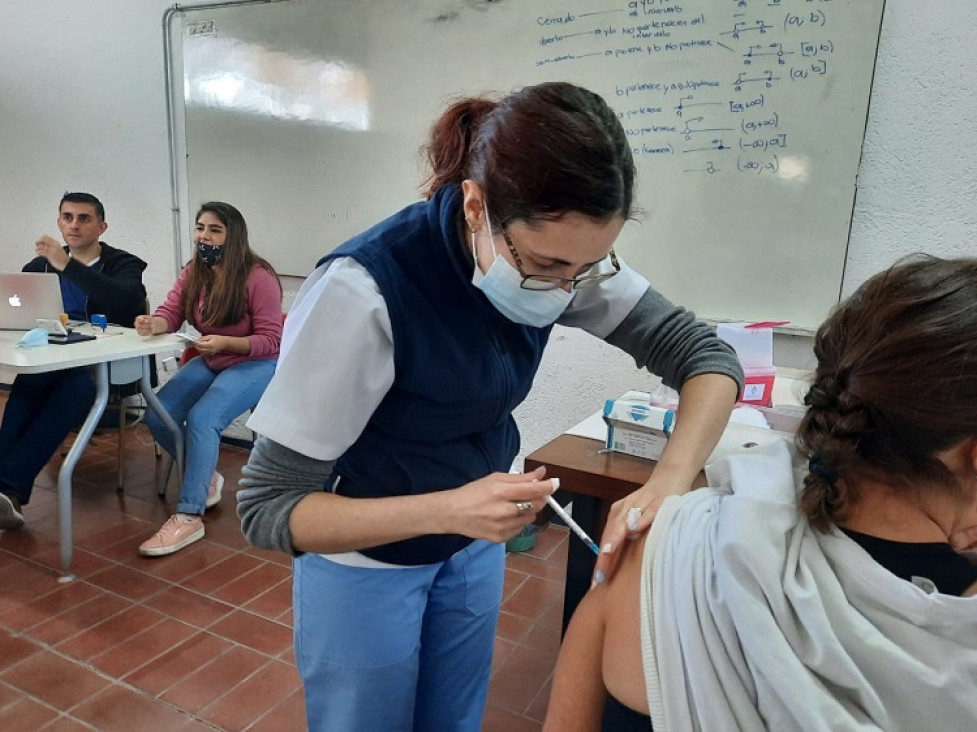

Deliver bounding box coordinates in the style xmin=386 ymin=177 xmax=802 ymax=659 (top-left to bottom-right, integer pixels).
xmin=116 ymin=400 xmax=126 ymax=491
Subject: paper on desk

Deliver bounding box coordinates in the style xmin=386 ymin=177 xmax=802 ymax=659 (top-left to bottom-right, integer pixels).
xmin=564 ymin=410 xmax=607 ymax=442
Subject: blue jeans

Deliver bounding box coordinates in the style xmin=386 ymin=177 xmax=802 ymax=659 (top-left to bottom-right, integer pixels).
xmin=0 ymin=369 xmax=96 ymax=504
xmin=146 ymin=356 xmax=275 ymax=515
xmin=293 ymin=539 xmax=504 ymax=732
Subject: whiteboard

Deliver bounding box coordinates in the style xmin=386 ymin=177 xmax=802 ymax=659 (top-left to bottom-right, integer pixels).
xmin=175 ymin=0 xmax=884 ymax=331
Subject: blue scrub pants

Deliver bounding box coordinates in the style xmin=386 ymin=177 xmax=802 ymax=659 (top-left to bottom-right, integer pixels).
xmin=293 ymin=539 xmax=505 ymax=732
xmin=146 ymin=355 xmax=275 ymax=515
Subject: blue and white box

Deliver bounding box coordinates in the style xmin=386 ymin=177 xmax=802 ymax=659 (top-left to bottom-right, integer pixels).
xmin=602 ymin=397 xmax=674 ymax=461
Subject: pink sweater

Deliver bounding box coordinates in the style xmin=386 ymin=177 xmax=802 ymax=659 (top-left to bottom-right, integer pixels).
xmin=155 ymin=264 xmax=282 ymax=372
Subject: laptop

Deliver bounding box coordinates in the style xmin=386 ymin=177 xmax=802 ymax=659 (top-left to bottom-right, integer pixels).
xmin=0 ymin=272 xmax=64 ymax=330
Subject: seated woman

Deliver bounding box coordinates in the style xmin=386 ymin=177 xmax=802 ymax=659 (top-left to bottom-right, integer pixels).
xmin=135 ymin=202 xmax=282 ymax=556
xmin=544 ymin=255 xmax=977 ymax=732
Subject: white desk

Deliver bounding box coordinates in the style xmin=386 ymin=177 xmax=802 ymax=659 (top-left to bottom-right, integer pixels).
xmin=0 ymin=328 xmax=185 ymax=576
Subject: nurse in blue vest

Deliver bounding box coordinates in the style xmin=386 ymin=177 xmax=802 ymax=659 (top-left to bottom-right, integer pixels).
xmin=238 ymin=82 xmax=743 ymax=731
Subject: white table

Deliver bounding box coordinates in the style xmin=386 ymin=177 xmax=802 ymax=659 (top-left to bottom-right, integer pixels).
xmin=0 ymin=328 xmax=185 ymax=576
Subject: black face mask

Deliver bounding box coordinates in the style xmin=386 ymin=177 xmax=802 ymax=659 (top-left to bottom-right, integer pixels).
xmin=196 ymin=242 xmax=224 ymax=267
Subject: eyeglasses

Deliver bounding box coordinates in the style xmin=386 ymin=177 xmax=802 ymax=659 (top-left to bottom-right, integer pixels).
xmin=500 ymin=227 xmax=620 ymax=291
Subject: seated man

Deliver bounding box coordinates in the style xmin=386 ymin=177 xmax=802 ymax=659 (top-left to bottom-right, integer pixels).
xmin=0 ymin=192 xmax=147 ymax=530
xmin=545 ymin=255 xmax=977 ymax=731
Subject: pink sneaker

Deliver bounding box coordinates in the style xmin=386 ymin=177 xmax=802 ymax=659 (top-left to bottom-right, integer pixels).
xmin=206 ymin=471 xmax=224 ymax=509
xmin=139 ymin=514 xmax=204 ymax=557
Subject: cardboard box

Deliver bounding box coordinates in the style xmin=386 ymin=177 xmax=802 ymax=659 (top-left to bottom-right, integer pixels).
xmin=602 ymin=397 xmax=674 ymax=461
xmin=716 ymin=322 xmax=777 ymax=407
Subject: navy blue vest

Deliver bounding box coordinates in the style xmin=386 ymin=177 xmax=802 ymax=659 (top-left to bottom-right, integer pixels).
xmin=320 ymin=184 xmax=551 ymax=564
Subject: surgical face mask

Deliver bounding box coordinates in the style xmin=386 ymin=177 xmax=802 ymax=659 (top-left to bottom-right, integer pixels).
xmin=15 ymin=327 xmax=49 ymax=348
xmin=196 ymin=242 xmax=224 ymax=267
xmin=471 ymin=210 xmax=575 ymax=328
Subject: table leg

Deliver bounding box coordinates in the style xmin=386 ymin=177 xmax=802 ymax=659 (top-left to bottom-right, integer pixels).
xmin=58 ymin=363 xmax=110 ymax=576
xmin=139 ymin=364 xmax=183 ymax=495
xmin=562 ymin=492 xmax=601 ymax=634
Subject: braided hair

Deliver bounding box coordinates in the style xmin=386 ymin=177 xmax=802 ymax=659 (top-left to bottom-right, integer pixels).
xmin=797 ymin=255 xmax=977 ymax=530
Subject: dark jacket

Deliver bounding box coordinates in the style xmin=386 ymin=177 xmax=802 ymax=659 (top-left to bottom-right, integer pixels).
xmin=23 ymin=242 xmax=147 ymax=327
xmin=320 ymin=184 xmax=550 ymax=564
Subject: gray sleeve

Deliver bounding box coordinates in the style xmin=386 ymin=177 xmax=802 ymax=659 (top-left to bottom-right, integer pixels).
xmin=605 ymin=286 xmax=745 ymax=391
xmin=236 ymin=435 xmax=336 ymax=556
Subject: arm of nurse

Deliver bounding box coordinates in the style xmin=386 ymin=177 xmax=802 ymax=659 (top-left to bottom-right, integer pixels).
xmin=288 ymin=468 xmax=555 ymax=554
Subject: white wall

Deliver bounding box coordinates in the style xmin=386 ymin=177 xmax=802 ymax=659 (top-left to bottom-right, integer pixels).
xmin=1 ymin=0 xmax=975 ymax=462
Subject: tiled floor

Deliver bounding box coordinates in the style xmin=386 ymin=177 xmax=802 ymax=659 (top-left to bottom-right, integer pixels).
xmin=0 ymin=395 xmax=567 ymax=731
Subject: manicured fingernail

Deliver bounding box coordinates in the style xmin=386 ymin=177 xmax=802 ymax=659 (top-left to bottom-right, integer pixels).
xmin=593 ymin=570 xmax=606 ymax=585
xmin=601 ymin=543 xmax=613 ymax=554
xmin=626 ymin=507 xmax=642 ymax=531
xmin=550 ymin=477 xmax=560 ymax=493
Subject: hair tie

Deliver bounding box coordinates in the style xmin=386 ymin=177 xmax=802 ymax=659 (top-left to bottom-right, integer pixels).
xmin=808 ymin=455 xmax=838 ymax=485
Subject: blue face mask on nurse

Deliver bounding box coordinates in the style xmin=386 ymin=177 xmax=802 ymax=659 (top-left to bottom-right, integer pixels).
xmin=467 ymin=196 xmax=623 ymax=328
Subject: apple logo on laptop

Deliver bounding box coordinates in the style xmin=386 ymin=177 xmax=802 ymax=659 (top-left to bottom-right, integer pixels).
xmin=8 ymin=294 xmax=21 ymax=308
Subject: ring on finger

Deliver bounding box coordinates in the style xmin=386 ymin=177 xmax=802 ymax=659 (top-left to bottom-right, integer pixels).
xmin=626 ymin=506 xmax=643 ymax=527
xmin=514 ymin=501 xmax=533 ymax=513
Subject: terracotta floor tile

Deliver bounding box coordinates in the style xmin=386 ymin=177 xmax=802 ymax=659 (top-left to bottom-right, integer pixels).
xmin=199 ymin=660 xmax=301 ymax=731
xmin=86 ymin=563 xmax=172 ymax=601
xmin=0 ymin=558 xmax=64 ymax=616
xmin=502 ymin=576 xmax=564 ymax=622
xmin=245 ymin=687 xmax=307 ymax=732
xmin=72 ymin=683 xmax=196 ymax=731
xmin=0 ymin=527 xmax=60 ymax=558
xmin=486 ymin=642 xmax=558 ymax=715
xmin=28 ymin=592 xmax=132 ymax=646
xmin=30 ymin=546 xmax=114 ymax=579
xmin=1 ymin=695 xmax=61 ymax=729
xmin=277 ymin=644 xmax=296 ymax=665
xmin=182 ymin=553 xmax=265 ymax=596
xmin=125 ymin=631 xmax=233 ymax=696
xmin=89 ymin=617 xmax=197 ymax=678
xmin=0 ymin=679 xmax=23 ymax=709
xmin=143 ymin=585 xmax=235 ymax=629
xmin=523 ymin=525 xmax=568 ymax=561
xmin=161 ymin=645 xmax=268 ymax=713
xmin=197 ymin=514 xmax=250 ymax=552
xmin=0 ymin=630 xmax=43 ymax=672
xmin=240 ymin=577 xmax=292 ymax=620
xmin=38 ymin=714 xmax=98 ymax=731
xmin=520 ymin=622 xmax=561 ymax=655
xmin=208 ymin=610 xmax=292 ymax=657
xmin=524 ymin=673 xmax=554 ymax=723
xmin=503 ymin=566 xmax=529 ymax=603
xmin=209 ymin=562 xmax=290 ymax=607
xmin=496 ymin=610 xmax=533 ymax=643
xmin=537 ymin=592 xmax=566 ymax=630
xmin=491 ymin=637 xmax=516 ymax=678
xmin=506 ymin=551 xmax=569 ymax=584
xmin=56 ymin=604 xmax=166 ymax=661
xmin=136 ymin=540 xmax=236 ymax=584
xmin=244 ymin=546 xmax=292 ymax=568
xmin=1 ymin=651 xmax=111 ymax=710
xmin=481 ymin=702 xmax=543 ymax=732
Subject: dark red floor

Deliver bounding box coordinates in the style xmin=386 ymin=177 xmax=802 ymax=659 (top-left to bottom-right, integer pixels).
xmin=0 ymin=396 xmax=566 ymax=731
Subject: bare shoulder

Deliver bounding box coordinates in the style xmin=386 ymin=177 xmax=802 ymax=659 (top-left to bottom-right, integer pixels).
xmin=601 ymin=535 xmax=650 ymax=714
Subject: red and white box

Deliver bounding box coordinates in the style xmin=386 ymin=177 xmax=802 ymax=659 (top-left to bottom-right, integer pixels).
xmin=716 ymin=322 xmax=779 ymax=407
